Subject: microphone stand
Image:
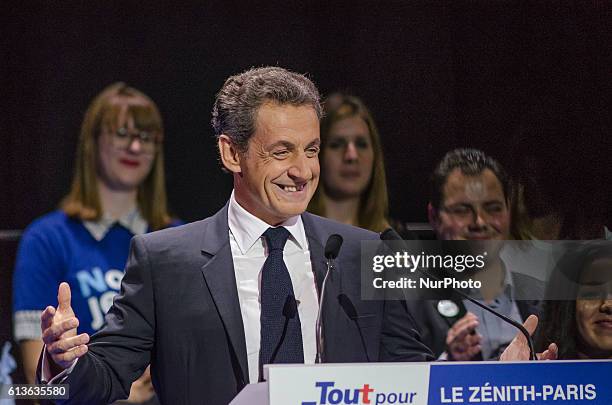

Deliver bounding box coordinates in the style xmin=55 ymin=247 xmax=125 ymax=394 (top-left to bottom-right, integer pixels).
xmin=315 ymin=259 xmax=333 ymax=363
xmin=338 ymin=293 xmax=371 ymax=362
xmin=316 ymin=234 xmax=343 ymax=364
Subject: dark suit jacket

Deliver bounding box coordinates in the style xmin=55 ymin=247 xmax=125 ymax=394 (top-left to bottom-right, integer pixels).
xmin=50 ymin=205 xmax=432 ymax=405
xmin=406 ymin=272 xmax=543 ymax=359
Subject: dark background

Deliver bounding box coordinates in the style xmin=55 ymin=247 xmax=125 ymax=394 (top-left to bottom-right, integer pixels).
xmin=1 ymin=0 xmax=611 ymax=391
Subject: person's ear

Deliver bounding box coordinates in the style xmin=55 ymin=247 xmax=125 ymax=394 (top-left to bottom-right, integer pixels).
xmin=427 ymin=202 xmax=439 ymax=228
xmin=218 ymin=135 xmax=242 ymax=173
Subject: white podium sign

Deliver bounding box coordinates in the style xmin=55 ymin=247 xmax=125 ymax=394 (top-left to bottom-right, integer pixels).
xmin=266 ymin=362 xmax=430 ymax=405
xmin=231 ymin=360 xmax=612 ymax=405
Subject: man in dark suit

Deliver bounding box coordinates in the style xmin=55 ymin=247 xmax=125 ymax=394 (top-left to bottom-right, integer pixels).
xmin=38 ymin=67 xmax=433 ymax=404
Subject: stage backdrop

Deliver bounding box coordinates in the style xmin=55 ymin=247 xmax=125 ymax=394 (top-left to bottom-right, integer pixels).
xmin=2 ymin=1 xmax=610 ymax=229
xmin=0 ymin=1 xmax=610 ymax=391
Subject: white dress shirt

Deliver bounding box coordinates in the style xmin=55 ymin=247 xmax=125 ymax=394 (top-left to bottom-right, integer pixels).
xmin=228 ymin=192 xmax=319 ymax=383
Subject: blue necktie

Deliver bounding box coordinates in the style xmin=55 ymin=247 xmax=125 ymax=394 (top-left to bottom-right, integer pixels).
xmin=259 ymin=227 xmax=304 ymax=380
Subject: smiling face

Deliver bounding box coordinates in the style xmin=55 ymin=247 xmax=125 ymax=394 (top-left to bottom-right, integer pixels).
xmin=575 ymin=258 xmax=612 ymax=358
xmin=431 ymin=168 xmax=510 ymax=240
xmin=322 ymin=115 xmax=374 ymax=200
xmin=227 ymin=103 xmax=320 ymax=225
xmin=96 ymin=100 xmax=156 ymax=192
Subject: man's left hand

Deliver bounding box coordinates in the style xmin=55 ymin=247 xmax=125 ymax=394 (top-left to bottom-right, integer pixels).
xmin=500 ymin=315 xmax=558 ymax=361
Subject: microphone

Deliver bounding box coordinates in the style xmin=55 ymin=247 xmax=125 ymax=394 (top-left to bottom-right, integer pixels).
xmin=315 ymin=234 xmax=343 ymax=363
xmin=380 ymin=228 xmax=537 ymax=361
xmin=325 ymin=234 xmax=343 ymax=259
xmin=268 ymin=295 xmax=299 ymax=366
xmin=338 ymin=293 xmax=371 ymax=362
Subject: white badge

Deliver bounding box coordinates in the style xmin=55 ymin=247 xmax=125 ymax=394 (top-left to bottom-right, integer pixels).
xmin=437 ymin=300 xmax=460 ymax=318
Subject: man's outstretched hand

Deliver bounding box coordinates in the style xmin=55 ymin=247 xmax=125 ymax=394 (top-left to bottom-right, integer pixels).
xmin=41 ymin=282 xmax=90 ymax=374
xmin=500 ymin=315 xmax=558 ymax=361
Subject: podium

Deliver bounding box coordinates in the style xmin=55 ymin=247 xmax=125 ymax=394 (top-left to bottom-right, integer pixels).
xmin=231 ymin=360 xmax=611 ymax=405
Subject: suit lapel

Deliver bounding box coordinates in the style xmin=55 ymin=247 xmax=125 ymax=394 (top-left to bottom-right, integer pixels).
xmin=200 ymin=204 xmax=249 ymax=384
xmin=301 ymin=213 xmax=329 ymax=293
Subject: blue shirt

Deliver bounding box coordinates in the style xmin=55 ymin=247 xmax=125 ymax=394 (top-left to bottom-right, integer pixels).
xmin=12 ymin=210 xmax=181 ymax=338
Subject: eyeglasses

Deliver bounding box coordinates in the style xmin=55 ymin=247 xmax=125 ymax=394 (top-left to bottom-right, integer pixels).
xmin=111 ymin=127 xmax=160 ymax=154
xmin=440 ymin=202 xmax=507 ymax=220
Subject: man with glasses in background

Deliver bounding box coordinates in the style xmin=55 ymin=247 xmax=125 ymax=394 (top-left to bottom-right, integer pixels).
xmin=410 ymin=148 xmax=546 ymax=361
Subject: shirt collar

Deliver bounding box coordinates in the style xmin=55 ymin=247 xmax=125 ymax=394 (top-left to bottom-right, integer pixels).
xmin=228 ymin=190 xmax=307 ymax=254
xmin=467 ymin=259 xmax=515 ymax=300
xmin=83 ymin=209 xmax=148 ymax=242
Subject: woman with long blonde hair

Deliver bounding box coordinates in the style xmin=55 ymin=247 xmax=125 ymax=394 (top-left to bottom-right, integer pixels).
xmin=308 ymin=94 xmax=390 ymax=232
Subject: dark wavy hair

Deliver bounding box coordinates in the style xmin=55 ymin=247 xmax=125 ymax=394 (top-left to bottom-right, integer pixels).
xmin=211 ymin=66 xmax=321 ymax=154
xmin=536 ymin=241 xmax=612 ymax=358
xmin=430 ymin=148 xmax=510 ymax=210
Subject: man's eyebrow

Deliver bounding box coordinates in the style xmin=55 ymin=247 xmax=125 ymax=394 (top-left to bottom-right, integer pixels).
xmin=268 ymin=140 xmax=295 ymax=150
xmin=306 ymin=139 xmax=320 ymax=148
xmin=446 ymin=202 xmax=472 ymax=207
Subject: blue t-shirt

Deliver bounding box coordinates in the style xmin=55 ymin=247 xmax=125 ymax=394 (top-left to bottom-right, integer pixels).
xmin=12 ymin=210 xmax=179 ymax=337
